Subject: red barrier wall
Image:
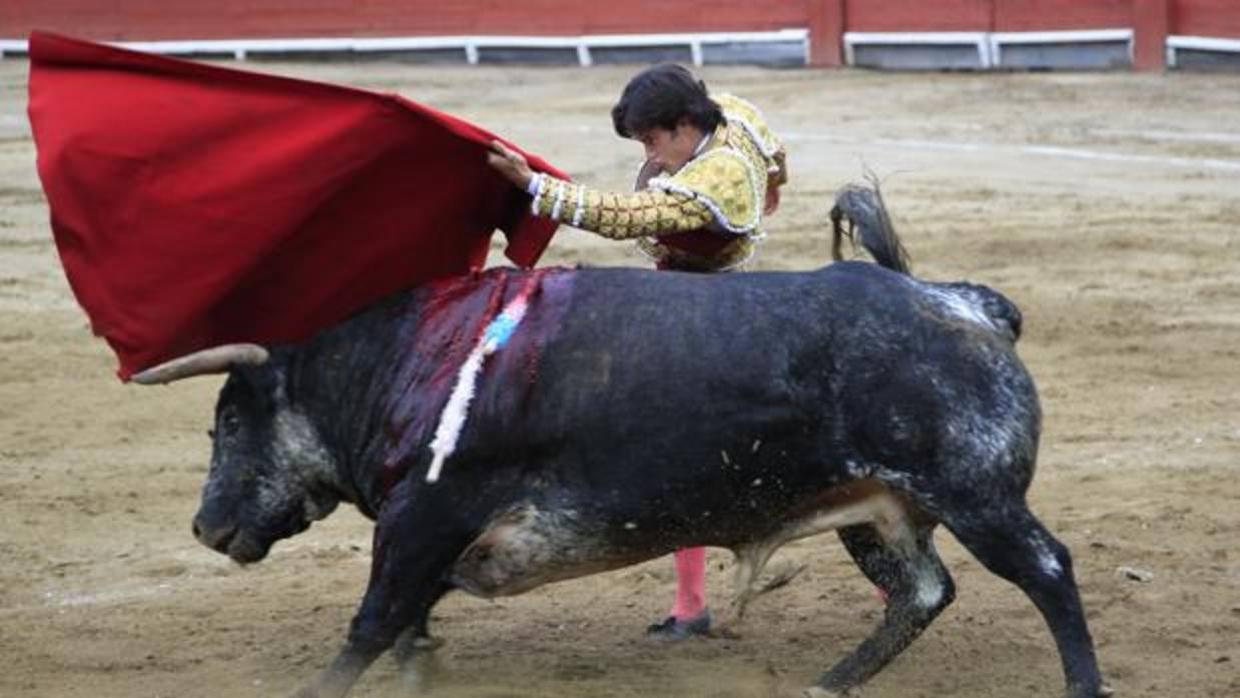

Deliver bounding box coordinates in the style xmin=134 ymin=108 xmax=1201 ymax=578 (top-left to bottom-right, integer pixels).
xmin=0 ymin=1 xmax=808 ymax=42
xmin=993 ymin=1 xmax=1134 ymax=31
xmin=4 ymin=1 xmax=1240 ymax=68
xmin=1173 ymin=0 xmax=1240 ymax=36
xmin=842 ymin=0 xmax=994 ymax=32
xmin=840 ymin=0 xmax=1135 ymax=33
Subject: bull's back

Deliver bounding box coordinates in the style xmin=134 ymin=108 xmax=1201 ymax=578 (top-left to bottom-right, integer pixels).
xmin=567 ymin=262 xmax=1033 ymax=471
xmin=447 ymin=263 xmax=1035 ymax=528
xmin=540 ymin=262 xmax=1021 ymax=405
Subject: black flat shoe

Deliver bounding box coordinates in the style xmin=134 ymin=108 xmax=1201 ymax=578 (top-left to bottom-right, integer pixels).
xmin=645 ymin=609 xmax=712 ymax=641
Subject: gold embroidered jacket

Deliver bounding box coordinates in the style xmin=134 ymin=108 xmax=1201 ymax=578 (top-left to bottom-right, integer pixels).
xmin=529 ymin=93 xmax=786 ymax=270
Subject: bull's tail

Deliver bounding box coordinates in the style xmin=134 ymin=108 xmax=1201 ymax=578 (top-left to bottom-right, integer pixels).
xmin=829 ymin=181 xmax=912 ymax=275
xmin=831 ymin=182 xmax=1024 ymax=341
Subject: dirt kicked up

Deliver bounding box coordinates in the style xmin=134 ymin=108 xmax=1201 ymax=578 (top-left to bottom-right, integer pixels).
xmin=1 ymin=59 xmax=1238 ymax=698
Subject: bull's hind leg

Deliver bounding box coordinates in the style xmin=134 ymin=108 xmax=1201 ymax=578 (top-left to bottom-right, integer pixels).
xmin=721 ymin=482 xmax=900 ymax=636
xmin=809 ymin=521 xmax=955 ymax=696
xmin=720 ymin=542 xmax=779 ymax=633
xmin=941 ymin=502 xmax=1105 ymax=698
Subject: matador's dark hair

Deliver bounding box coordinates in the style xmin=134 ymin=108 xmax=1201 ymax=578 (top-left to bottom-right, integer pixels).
xmin=611 ymin=63 xmax=724 ymax=139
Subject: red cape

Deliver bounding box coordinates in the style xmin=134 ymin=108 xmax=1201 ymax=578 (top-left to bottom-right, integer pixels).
xmin=27 ymin=31 xmax=566 ymax=381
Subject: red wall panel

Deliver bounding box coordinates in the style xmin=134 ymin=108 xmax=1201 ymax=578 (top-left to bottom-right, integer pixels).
xmin=843 ymin=0 xmax=994 ymax=32
xmin=1173 ymin=0 xmax=1240 ymax=37
xmin=4 ymin=2 xmax=1240 ymax=50
xmin=994 ymin=0 xmax=1134 ymax=31
xmin=842 ymin=0 xmax=1137 ymax=33
xmin=0 ymin=1 xmax=808 ymax=42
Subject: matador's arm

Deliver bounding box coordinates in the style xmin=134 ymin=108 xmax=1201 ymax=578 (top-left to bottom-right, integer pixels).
xmin=527 ymin=173 xmax=714 ymax=240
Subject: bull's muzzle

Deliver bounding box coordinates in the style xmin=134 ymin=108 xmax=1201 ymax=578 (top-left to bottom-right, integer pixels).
xmin=192 ymin=516 xmax=238 ymax=554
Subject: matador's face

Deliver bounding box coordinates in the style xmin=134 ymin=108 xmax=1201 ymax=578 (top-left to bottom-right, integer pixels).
xmin=636 ymin=120 xmax=706 ymax=176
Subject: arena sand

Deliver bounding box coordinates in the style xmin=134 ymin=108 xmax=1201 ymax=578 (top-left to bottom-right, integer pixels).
xmin=1 ymin=61 xmax=1237 ymax=697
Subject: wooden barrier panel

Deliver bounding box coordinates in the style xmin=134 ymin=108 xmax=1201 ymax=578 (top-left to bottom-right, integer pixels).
xmin=0 ymin=1 xmax=808 ymax=42
xmin=3 ymin=0 xmax=1240 ymax=69
xmin=1174 ymin=0 xmax=1240 ymax=37
xmin=843 ymin=0 xmax=994 ymax=32
xmin=994 ymin=0 xmax=1133 ymax=31
xmin=842 ymin=0 xmax=1137 ymax=33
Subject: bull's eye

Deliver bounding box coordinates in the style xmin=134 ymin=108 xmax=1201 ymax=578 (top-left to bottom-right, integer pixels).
xmin=207 ymin=429 xmax=216 ymax=439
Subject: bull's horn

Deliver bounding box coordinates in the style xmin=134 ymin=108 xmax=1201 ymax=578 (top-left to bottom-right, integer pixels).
xmin=130 ymin=344 xmax=270 ymax=385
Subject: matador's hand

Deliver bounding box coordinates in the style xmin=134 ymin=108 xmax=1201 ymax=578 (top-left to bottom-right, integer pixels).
xmin=487 ymin=140 xmax=534 ymax=190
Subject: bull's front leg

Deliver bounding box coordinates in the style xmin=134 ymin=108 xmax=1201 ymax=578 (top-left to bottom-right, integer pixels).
xmin=292 ymin=646 xmax=378 ymax=698
xmin=391 ymin=580 xmax=454 ymax=692
xmin=293 ymin=482 xmax=473 ymax=698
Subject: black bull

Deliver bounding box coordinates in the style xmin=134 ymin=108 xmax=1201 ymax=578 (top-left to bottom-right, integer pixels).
xmin=134 ymin=188 xmax=1105 ymax=698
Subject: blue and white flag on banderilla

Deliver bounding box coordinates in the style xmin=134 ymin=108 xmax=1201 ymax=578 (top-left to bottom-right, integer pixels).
xmin=425 ymin=292 xmax=533 ymax=483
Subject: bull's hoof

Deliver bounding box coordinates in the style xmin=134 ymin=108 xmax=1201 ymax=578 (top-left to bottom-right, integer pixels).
xmin=798 ymin=686 xmax=846 ymax=698
xmin=396 ymin=634 xmax=444 ymax=655
xmin=392 ymin=632 xmax=444 ymax=666
xmin=396 ymin=639 xmax=446 ymax=694
xmin=1067 ymin=683 xmax=1114 ymax=698
xmin=711 ymin=613 xmax=745 ymax=640
xmin=414 ymin=635 xmax=444 ymax=651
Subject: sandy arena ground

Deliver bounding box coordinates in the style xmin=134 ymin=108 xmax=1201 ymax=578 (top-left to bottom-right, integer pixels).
xmin=1 ymin=59 xmax=1238 ymax=698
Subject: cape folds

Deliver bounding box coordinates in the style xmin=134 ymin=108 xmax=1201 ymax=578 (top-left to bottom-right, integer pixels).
xmin=27 ymin=31 xmax=566 ymax=381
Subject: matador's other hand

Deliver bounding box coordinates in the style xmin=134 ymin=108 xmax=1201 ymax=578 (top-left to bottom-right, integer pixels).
xmin=764 ymin=182 xmax=782 ymax=215
xmin=487 ymin=140 xmax=534 ymax=190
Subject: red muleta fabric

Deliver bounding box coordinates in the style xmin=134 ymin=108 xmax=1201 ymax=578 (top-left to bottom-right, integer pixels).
xmin=27 ymin=31 xmax=566 ymax=381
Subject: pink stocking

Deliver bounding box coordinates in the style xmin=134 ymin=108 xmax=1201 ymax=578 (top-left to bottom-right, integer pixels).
xmin=669 ymin=546 xmax=708 ymax=620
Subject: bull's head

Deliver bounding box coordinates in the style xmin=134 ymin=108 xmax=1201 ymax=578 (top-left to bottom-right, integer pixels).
xmin=134 ymin=345 xmax=342 ymax=564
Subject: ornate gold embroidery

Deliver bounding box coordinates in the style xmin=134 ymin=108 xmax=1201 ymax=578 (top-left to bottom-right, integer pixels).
xmin=533 ymin=178 xmax=713 ymax=240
